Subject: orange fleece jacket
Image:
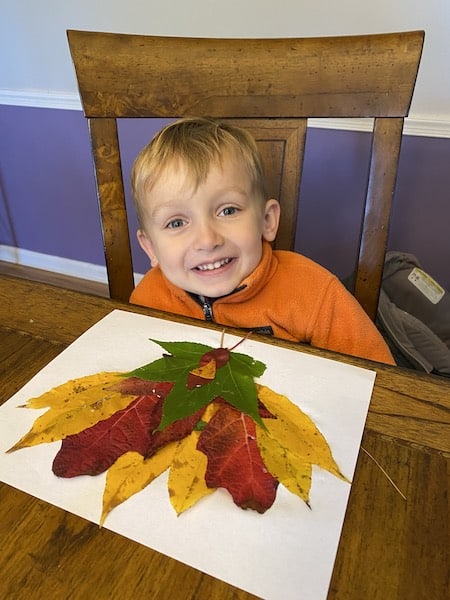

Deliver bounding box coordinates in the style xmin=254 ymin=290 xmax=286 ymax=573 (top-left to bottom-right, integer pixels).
xmin=130 ymin=241 xmax=395 ymax=365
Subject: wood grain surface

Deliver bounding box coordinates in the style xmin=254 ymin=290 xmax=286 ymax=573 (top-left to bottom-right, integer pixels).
xmin=1 ymin=274 xmax=448 ymax=600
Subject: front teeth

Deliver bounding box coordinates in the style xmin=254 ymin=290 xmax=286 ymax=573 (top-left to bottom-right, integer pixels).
xmin=197 ymin=258 xmax=230 ymax=271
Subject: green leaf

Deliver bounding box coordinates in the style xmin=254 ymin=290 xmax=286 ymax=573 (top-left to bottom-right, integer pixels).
xmin=214 ymin=365 xmax=264 ymax=428
xmin=158 ymin=380 xmax=217 ymax=430
xmin=128 ymin=356 xmax=195 ymax=382
xmin=228 ymin=352 xmax=266 ymax=378
xmin=127 ymin=340 xmax=215 ymax=381
xmin=149 ymin=339 xmax=212 ymax=360
xmin=159 ymin=369 xmax=264 ymax=431
xmin=126 ymin=337 xmax=267 ymax=431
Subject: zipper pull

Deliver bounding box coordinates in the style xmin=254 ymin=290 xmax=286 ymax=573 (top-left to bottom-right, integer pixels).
xmin=201 ymin=297 xmax=214 ymax=321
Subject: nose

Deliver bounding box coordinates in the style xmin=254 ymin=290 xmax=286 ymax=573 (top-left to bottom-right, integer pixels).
xmin=193 ymin=218 xmax=224 ymax=251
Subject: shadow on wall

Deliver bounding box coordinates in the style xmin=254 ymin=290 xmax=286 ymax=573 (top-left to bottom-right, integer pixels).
xmin=296 ymin=127 xmax=371 ymax=281
xmin=0 ymin=161 xmax=19 ymax=248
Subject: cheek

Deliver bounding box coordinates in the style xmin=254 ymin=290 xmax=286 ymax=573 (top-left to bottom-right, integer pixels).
xmin=153 ymin=239 xmax=184 ymax=267
xmin=244 ymin=217 xmax=267 ymax=246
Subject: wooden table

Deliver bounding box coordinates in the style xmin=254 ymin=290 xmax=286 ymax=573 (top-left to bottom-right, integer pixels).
xmin=1 ymin=274 xmax=449 ymax=600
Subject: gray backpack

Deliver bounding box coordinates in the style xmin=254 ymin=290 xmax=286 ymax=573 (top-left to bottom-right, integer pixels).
xmin=377 ymin=251 xmax=450 ymax=376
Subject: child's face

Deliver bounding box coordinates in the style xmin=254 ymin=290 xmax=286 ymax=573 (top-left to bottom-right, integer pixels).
xmin=137 ymin=154 xmax=280 ymax=298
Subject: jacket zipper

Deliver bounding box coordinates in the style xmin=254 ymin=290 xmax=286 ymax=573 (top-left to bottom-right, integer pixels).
xmin=200 ymin=296 xmax=214 ymax=321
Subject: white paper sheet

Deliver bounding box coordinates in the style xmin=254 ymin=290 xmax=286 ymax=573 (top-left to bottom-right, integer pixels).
xmin=0 ymin=309 xmax=375 ymax=599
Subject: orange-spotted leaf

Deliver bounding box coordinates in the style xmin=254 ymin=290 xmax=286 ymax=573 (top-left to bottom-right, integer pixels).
xmin=168 ymin=431 xmax=213 ymax=515
xmin=111 ymin=376 xmax=172 ymax=397
xmin=168 ymin=403 xmax=218 ymax=514
xmin=18 ymin=372 xmax=124 ymax=409
xmin=7 ymin=372 xmax=138 ymax=451
xmin=101 ymin=445 xmax=178 ymax=525
xmin=256 ymin=384 xmax=349 ymax=504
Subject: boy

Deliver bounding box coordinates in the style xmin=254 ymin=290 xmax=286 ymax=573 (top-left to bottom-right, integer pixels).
xmin=130 ymin=117 xmax=394 ymax=365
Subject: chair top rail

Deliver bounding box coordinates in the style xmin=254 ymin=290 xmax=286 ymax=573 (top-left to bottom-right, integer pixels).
xmin=67 ymin=29 xmax=424 ymax=119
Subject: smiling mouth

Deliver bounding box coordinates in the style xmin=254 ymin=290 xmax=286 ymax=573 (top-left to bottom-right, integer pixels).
xmin=195 ymin=258 xmax=232 ymax=271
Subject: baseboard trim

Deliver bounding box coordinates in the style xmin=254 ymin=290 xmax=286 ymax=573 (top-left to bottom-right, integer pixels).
xmin=0 ymin=245 xmax=144 ymax=286
xmin=0 ymin=245 xmax=108 ymax=283
xmin=1 ymin=89 xmax=450 ymax=139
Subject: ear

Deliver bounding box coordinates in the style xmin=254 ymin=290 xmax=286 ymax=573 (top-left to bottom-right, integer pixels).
xmin=137 ymin=229 xmax=158 ymax=266
xmin=261 ymin=199 xmax=280 ymax=242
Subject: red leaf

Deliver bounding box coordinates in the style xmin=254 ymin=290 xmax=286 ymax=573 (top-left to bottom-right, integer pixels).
xmin=145 ymin=406 xmax=205 ymax=459
xmin=187 ymin=358 xmax=217 ymax=390
xmin=258 ymin=399 xmax=276 ymax=420
xmin=197 ymin=403 xmax=278 ymax=513
xmin=118 ymin=377 xmax=209 ymax=449
xmin=200 ymin=347 xmax=230 ymax=368
xmin=186 ymin=347 xmax=231 ymax=389
xmin=53 ymin=393 xmax=164 ymax=477
xmin=53 ymin=380 xmax=205 ymax=478
xmin=111 ymin=377 xmax=170 ymax=396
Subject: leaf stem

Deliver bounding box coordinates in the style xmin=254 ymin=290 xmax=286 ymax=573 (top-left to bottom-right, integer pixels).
xmin=361 ymin=446 xmax=407 ymax=500
xmin=228 ymin=331 xmax=253 ymax=352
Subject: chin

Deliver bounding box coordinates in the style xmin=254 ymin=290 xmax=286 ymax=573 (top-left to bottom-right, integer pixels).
xmin=195 ymin=283 xmax=237 ymax=298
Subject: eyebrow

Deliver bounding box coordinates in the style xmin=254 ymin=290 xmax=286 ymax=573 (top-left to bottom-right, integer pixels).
xmin=148 ymin=200 xmax=184 ymax=221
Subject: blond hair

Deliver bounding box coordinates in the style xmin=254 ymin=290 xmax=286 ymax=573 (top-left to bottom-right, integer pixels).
xmin=131 ymin=117 xmax=267 ymax=225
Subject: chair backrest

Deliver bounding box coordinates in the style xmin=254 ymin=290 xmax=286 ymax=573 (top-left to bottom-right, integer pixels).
xmin=67 ymin=29 xmax=424 ymax=320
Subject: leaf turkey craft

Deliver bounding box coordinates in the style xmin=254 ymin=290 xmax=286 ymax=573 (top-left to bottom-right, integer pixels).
xmin=7 ymin=333 xmax=348 ymax=523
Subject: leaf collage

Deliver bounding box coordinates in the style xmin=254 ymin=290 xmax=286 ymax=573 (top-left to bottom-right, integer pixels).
xmin=7 ymin=336 xmax=348 ymax=523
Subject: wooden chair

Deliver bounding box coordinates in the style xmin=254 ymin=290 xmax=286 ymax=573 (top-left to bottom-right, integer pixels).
xmin=67 ymin=29 xmax=424 ymax=320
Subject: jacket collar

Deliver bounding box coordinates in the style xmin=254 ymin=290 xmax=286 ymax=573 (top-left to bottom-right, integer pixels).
xmin=187 ymin=240 xmax=276 ymax=307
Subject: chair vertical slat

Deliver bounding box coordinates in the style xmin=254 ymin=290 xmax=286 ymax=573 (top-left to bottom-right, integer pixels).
xmin=88 ymin=118 xmax=135 ymax=302
xmin=272 ymin=121 xmax=307 ymax=251
xmin=228 ymin=119 xmax=307 ymax=250
xmin=355 ymin=117 xmax=404 ymax=320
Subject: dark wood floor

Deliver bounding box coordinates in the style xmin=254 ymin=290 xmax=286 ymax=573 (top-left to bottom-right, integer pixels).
xmin=0 ymin=261 xmax=110 ymax=297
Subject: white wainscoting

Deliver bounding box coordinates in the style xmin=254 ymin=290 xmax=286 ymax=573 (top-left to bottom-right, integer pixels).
xmin=1 ymin=90 xmax=450 ymax=139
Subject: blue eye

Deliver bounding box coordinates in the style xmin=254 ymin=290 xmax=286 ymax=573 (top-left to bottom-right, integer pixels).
xmin=167 ymin=219 xmax=185 ymax=229
xmin=220 ymin=206 xmax=238 ymax=216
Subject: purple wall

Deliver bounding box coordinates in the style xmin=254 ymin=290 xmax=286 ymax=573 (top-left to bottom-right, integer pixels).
xmin=1 ymin=104 xmax=449 ymax=289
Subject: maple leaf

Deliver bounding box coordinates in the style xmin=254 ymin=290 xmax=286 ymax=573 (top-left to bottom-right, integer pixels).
xmin=100 ymin=445 xmax=178 ymax=525
xmin=256 ymin=384 xmax=349 ymax=505
xmin=168 ymin=430 xmax=214 ymax=514
xmin=197 ymin=402 xmax=278 ymax=513
xmin=52 ymin=383 xmax=206 ymax=478
xmin=187 ymin=358 xmax=216 ymax=388
xmin=128 ymin=338 xmax=267 ymax=431
xmin=52 ymin=392 xmax=166 ymax=477
xmin=111 ymin=376 xmax=170 ymax=396
xmin=7 ymin=372 xmax=138 ymax=451
xmin=100 ymin=403 xmax=220 ymax=523
xmin=167 ymin=402 xmax=219 ymax=514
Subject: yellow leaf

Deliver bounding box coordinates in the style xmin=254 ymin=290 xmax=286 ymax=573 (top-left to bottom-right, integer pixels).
xmin=100 ymin=445 xmax=177 ymax=526
xmin=8 ymin=372 xmax=135 ymax=451
xmin=189 ymin=358 xmax=216 ymax=380
xmin=168 ymin=402 xmax=218 ymax=515
xmin=168 ymin=431 xmax=213 ymax=515
xmin=258 ymin=436 xmax=313 ymax=503
xmin=20 ymin=372 xmax=123 ymax=409
xmin=256 ymin=385 xmax=349 ymax=504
